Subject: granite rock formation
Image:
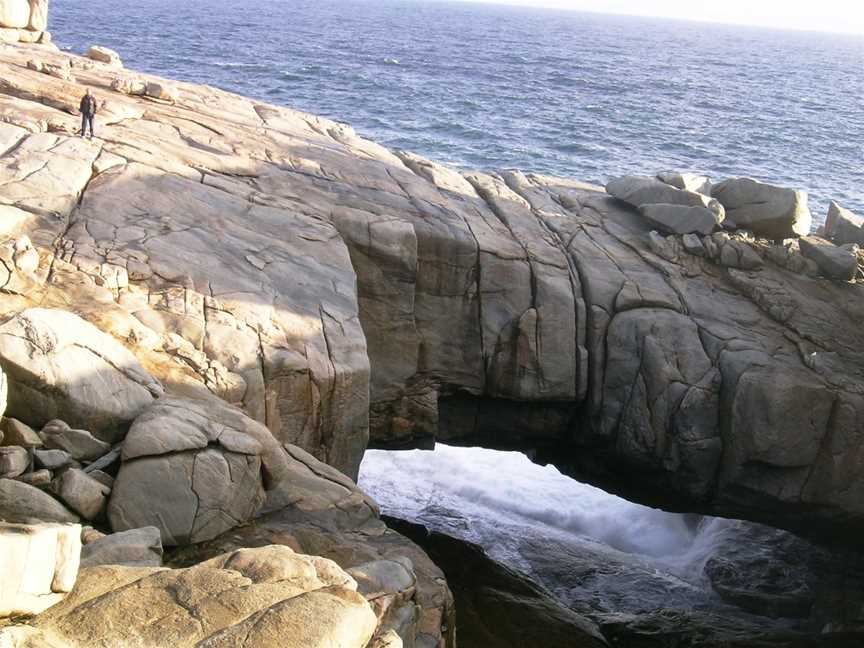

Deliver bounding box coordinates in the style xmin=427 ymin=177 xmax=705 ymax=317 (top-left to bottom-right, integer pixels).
xmin=0 ymin=39 xmax=863 ymax=544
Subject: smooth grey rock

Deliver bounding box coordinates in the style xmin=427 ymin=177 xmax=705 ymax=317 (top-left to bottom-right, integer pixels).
xmin=607 ymin=175 xmax=724 ymax=219
xmin=80 ymin=526 xmax=163 ymax=568
xmin=0 ymin=309 xmax=160 ymax=443
xmin=638 ymin=203 xmax=721 ymax=235
xmin=799 ymin=236 xmax=858 ymax=281
xmin=348 ymin=559 xmax=416 ymax=599
xmin=87 ymin=470 xmax=114 ymax=489
xmin=56 ymin=469 xmax=111 ymax=521
xmin=0 ymin=478 xmax=79 ymax=524
xmin=0 ymin=446 xmax=28 ymax=478
xmin=656 ymin=171 xmax=712 ymax=195
xmin=34 ymin=449 xmax=74 ymax=471
xmin=40 ymin=422 xmax=111 ymax=462
xmin=711 ymin=178 xmax=811 ymax=239
xmin=824 ymin=201 xmax=864 ymax=246
xmin=108 ymin=397 xmax=274 ymax=546
xmin=717 ymin=239 xmax=764 ymax=270
xmin=682 ymin=234 xmax=707 ymax=256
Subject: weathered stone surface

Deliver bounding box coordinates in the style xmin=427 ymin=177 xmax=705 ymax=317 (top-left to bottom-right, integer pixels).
xmin=825 ymin=201 xmax=864 ymax=246
xmin=0 ymin=309 xmax=160 ymax=443
xmin=712 ymin=178 xmax=812 ymax=239
xmin=144 ymin=81 xmax=178 ymax=103
xmin=80 ymin=526 xmax=163 ymax=568
xmin=40 ymin=421 xmax=111 ymax=462
xmin=0 ymin=478 xmax=78 ymax=524
xmin=167 ymin=465 xmax=454 ymax=648
xmin=108 ymin=397 xmax=268 ymax=545
xmin=0 ymin=522 xmax=81 ymax=618
xmin=34 ymin=449 xmax=73 ymax=471
xmin=1 ymin=417 xmax=42 ymax=447
xmin=86 ymin=45 xmax=122 ymax=67
xmin=56 ymin=469 xmax=110 ymax=521
xmin=799 ymin=236 xmax=858 ymax=281
xmin=25 ymin=546 xmax=377 ymax=648
xmin=0 ymin=40 xmax=863 ymax=545
xmin=0 ymin=445 xmax=28 ymax=478
xmin=638 ymin=203 xmax=721 ymax=235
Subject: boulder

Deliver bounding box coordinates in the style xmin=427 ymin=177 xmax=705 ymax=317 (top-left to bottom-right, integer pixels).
xmin=711 ymin=178 xmax=812 ymax=239
xmin=0 ymin=478 xmax=78 ymax=524
xmin=0 ymin=522 xmax=81 ymax=618
xmin=0 ymin=0 xmax=29 ymax=28
xmin=39 ymin=421 xmax=111 ymax=462
xmin=606 ymin=175 xmax=724 ymax=219
xmin=26 ymin=546 xmax=378 ymax=648
xmin=682 ymin=233 xmax=707 ymax=256
xmin=0 ymin=309 xmax=161 ymax=443
xmin=656 ymin=171 xmax=712 ymax=195
xmin=56 ymin=469 xmax=111 ymax=521
xmin=799 ymin=236 xmax=858 ymax=281
xmin=80 ymin=526 xmax=163 ymax=568
xmin=0 ymin=445 xmax=28 ymax=478
xmin=144 ymin=81 xmax=179 ymax=103
xmin=638 ymin=204 xmax=722 ymax=235
xmin=1 ymin=417 xmax=42 ymax=448
xmin=108 ymin=397 xmax=271 ymax=545
xmin=27 ymin=0 xmax=47 ymax=31
xmin=824 ymin=201 xmax=864 ymax=246
xmin=86 ymin=45 xmax=122 ymax=67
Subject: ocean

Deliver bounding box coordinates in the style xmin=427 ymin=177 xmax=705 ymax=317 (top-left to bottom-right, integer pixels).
xmin=52 ymin=0 xmax=864 ymax=223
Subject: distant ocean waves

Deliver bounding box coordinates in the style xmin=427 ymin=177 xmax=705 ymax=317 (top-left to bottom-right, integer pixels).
xmin=52 ymin=0 xmax=864 ymax=221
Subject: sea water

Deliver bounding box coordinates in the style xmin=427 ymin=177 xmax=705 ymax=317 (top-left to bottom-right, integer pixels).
xmin=52 ymin=0 xmax=864 ymax=222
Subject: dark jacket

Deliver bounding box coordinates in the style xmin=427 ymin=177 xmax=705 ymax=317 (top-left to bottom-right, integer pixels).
xmin=79 ymin=94 xmax=97 ymax=116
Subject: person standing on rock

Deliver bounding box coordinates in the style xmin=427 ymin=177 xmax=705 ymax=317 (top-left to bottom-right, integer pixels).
xmin=79 ymin=88 xmax=97 ymax=139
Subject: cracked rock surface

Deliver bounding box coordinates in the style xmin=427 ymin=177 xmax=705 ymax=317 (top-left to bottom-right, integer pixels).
xmin=1 ymin=38 xmax=863 ymax=546
xmin=8 ymin=545 xmax=378 ymax=648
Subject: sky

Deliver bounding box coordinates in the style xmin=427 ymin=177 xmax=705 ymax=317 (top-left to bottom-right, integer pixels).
xmin=451 ymin=0 xmax=864 ymax=35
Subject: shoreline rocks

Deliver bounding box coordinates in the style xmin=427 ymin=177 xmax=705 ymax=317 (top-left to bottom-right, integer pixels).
xmin=0 ymin=522 xmax=81 ymax=618
xmin=711 ymin=177 xmax=812 ymax=239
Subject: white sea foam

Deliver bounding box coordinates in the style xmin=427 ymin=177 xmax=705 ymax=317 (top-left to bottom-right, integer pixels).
xmin=359 ymin=443 xmax=735 ymax=579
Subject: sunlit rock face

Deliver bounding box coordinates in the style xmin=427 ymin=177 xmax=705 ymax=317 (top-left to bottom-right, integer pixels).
xmin=2 ymin=38 xmax=864 ymax=540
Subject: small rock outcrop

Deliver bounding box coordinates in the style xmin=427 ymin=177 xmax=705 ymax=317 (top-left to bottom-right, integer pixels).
xmin=0 ymin=521 xmax=81 ymax=618
xmin=86 ymin=45 xmax=122 ymax=67
xmin=10 ymin=545 xmax=378 ymax=648
xmin=825 ymin=201 xmax=864 ymax=246
xmin=799 ymin=236 xmax=858 ymax=281
xmin=711 ymin=177 xmax=812 ymax=238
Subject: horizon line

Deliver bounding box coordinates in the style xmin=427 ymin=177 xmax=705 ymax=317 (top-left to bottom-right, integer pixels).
xmin=405 ymin=0 xmax=864 ymax=38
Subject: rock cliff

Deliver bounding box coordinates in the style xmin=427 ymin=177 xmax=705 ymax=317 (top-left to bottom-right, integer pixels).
xmin=1 ymin=36 xmax=863 ymax=547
